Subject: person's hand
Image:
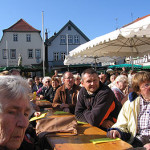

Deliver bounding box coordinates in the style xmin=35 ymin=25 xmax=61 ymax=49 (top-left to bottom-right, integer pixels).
xmin=39 ymin=95 xmax=44 ymax=100
xmin=34 ymin=111 xmax=41 ymax=117
xmin=101 ymin=120 xmax=114 ymax=129
xmin=63 ymin=107 xmax=70 ymax=112
xmin=144 ymin=143 xmax=150 ymax=150
xmin=60 ymin=103 xmax=69 ymax=109
xmin=107 ymin=130 xmax=121 ymax=139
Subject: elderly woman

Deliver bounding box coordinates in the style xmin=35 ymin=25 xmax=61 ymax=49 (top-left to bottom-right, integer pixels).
xmin=74 ymin=73 xmax=81 ymax=86
xmin=39 ymin=76 xmax=52 ymax=101
xmin=107 ymin=71 xmax=150 ymax=149
xmin=0 ymin=76 xmax=31 ymax=150
xmin=111 ymin=75 xmax=128 ymax=103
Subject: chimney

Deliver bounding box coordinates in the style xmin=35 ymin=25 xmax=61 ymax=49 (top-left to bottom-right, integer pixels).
xmin=45 ymin=29 xmax=48 ymax=40
xmin=54 ymin=32 xmax=57 ymax=36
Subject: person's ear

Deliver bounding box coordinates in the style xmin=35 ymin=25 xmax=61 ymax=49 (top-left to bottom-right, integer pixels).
xmin=81 ymin=80 xmax=84 ymax=86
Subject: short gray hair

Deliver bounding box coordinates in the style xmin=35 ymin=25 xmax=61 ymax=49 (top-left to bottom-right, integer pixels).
xmin=42 ymin=76 xmax=51 ymax=83
xmin=73 ymin=74 xmax=81 ymax=79
xmin=114 ymin=75 xmax=128 ymax=84
xmin=0 ymin=76 xmax=31 ymax=110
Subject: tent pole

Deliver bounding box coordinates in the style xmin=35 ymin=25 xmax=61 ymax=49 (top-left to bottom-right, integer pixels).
xmin=131 ymin=47 xmax=134 ymax=70
xmin=94 ymin=57 xmax=97 ymax=71
xmin=130 ymin=56 xmax=134 ymax=70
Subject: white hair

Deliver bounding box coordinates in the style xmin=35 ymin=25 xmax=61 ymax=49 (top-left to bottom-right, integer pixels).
xmin=114 ymin=75 xmax=128 ymax=84
xmin=73 ymin=74 xmax=81 ymax=79
xmin=0 ymin=76 xmax=31 ymax=112
xmin=42 ymin=76 xmax=51 ymax=83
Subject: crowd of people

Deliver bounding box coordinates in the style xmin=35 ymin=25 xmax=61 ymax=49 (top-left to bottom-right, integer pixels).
xmin=0 ymin=67 xmax=150 ymax=149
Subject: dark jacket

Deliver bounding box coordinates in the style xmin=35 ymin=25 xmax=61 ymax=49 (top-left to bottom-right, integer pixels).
xmin=32 ymin=82 xmax=43 ymax=93
xmin=52 ymin=84 xmax=81 ymax=114
xmin=39 ymin=86 xmax=51 ymax=101
xmin=75 ymin=82 xmax=122 ymax=127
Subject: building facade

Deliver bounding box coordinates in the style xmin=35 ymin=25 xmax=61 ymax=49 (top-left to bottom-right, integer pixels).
xmin=0 ymin=19 xmax=43 ymax=71
xmin=45 ymin=20 xmax=90 ymax=73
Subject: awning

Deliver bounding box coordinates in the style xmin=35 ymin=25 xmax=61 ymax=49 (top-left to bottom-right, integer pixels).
xmin=142 ymin=65 xmax=150 ymax=69
xmin=0 ymin=66 xmax=43 ymax=72
xmin=108 ymin=64 xmax=142 ymax=69
xmin=69 ymin=15 xmax=150 ymax=58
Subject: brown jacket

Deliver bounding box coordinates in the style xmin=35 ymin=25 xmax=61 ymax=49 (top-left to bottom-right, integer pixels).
xmin=52 ymin=84 xmax=81 ymax=114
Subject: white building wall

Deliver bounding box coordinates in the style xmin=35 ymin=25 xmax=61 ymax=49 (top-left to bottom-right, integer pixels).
xmin=0 ymin=32 xmax=43 ymax=67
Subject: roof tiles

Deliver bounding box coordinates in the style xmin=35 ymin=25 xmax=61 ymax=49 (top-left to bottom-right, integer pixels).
xmin=122 ymin=14 xmax=150 ymax=28
xmin=3 ymin=18 xmax=40 ymax=32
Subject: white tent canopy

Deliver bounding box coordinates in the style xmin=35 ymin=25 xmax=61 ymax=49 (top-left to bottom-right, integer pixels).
xmin=69 ymin=15 xmax=150 ymax=58
xmin=64 ymin=55 xmax=122 ymax=65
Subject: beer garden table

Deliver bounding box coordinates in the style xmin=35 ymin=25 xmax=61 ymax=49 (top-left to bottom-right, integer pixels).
xmin=36 ymin=112 xmax=132 ymax=150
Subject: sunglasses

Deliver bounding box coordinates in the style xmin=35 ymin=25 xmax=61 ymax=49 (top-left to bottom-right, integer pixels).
xmin=45 ymin=81 xmax=50 ymax=83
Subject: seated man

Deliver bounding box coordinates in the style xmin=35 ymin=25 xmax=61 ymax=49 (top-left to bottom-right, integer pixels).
xmin=0 ymin=76 xmax=31 ymax=150
xmin=99 ymin=73 xmax=107 ymax=83
xmin=52 ymin=71 xmax=81 ymax=114
xmin=75 ymin=68 xmax=121 ymax=130
xmin=32 ymin=76 xmax=43 ymax=93
xmin=49 ymin=77 xmax=60 ymax=103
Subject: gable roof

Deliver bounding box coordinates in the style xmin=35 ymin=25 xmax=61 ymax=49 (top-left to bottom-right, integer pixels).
xmin=46 ymin=20 xmax=90 ymax=44
xmin=122 ymin=14 xmax=150 ymax=28
xmin=3 ymin=19 xmax=40 ymax=32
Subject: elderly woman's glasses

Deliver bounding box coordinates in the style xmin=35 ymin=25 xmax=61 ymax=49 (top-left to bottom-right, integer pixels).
xmin=141 ymin=83 xmax=150 ymax=89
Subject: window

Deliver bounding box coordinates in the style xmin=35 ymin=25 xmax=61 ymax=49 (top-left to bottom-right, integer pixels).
xmin=68 ymin=35 xmax=73 ymax=44
xmin=61 ymin=52 xmax=66 ymax=61
xmin=26 ymin=34 xmax=31 ymax=42
xmin=54 ymin=52 xmax=59 ymax=61
xmin=13 ymin=34 xmax=18 ymax=41
xmin=28 ymin=49 xmax=33 ymax=59
xmin=35 ymin=49 xmax=41 ymax=59
xmin=74 ymin=35 xmax=80 ymax=44
xmin=10 ymin=49 xmax=16 ymax=59
xmin=2 ymin=49 xmax=8 ymax=59
xmin=60 ymin=35 xmax=66 ymax=44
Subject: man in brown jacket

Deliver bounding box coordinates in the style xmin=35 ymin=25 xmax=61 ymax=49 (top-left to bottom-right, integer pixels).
xmin=52 ymin=71 xmax=81 ymax=114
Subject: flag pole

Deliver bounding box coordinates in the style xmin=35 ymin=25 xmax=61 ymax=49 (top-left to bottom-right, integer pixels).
xmin=42 ymin=11 xmax=45 ymax=76
xmin=6 ymin=40 xmax=9 ymax=67
xmin=66 ymin=34 xmax=69 ymax=71
xmin=66 ymin=34 xmax=68 ymax=55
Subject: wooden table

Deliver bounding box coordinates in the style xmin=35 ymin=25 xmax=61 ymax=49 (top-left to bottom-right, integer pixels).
xmin=45 ymin=115 xmax=132 ymax=150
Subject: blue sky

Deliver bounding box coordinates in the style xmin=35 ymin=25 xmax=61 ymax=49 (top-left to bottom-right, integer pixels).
xmin=0 ymin=0 xmax=150 ymax=40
